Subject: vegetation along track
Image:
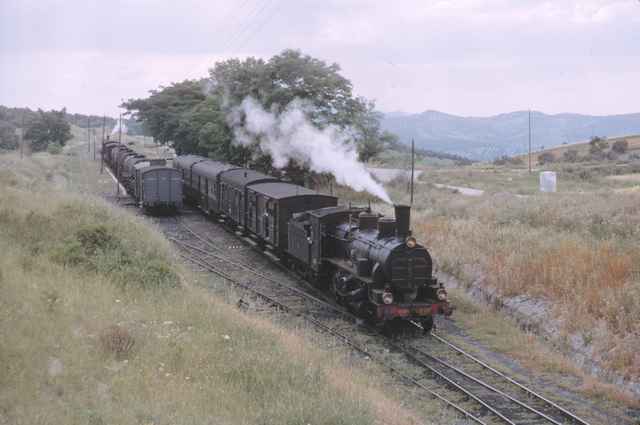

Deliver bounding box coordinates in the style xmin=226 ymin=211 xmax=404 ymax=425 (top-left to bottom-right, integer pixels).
xmin=160 ymin=210 xmax=592 ymax=425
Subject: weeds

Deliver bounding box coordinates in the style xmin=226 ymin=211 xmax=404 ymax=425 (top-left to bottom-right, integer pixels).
xmin=99 ymin=325 xmax=135 ymax=359
xmin=0 ymin=149 xmax=435 ymax=425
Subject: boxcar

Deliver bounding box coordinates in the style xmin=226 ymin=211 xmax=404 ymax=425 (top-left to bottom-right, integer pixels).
xmin=191 ymin=160 xmax=239 ymax=215
xmin=134 ymin=162 xmax=183 ymax=211
xmin=247 ymin=182 xmax=337 ymax=251
xmin=218 ymin=169 xmax=278 ymax=228
xmin=174 ymin=155 xmax=208 ymax=204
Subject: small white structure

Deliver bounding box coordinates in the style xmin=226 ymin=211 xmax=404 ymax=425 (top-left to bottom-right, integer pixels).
xmin=539 ymin=171 xmax=557 ymax=192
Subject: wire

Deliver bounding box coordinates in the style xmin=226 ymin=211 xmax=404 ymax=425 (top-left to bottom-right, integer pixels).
xmin=234 ymin=0 xmax=283 ymax=51
xmin=222 ymin=0 xmax=274 ymax=53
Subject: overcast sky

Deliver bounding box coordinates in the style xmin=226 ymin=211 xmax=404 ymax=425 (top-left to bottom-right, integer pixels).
xmin=1 ymin=0 xmax=639 ymax=117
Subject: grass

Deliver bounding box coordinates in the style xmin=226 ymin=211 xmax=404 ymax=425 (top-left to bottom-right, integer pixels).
xmin=410 ymin=188 xmax=640 ymax=379
xmin=364 ymin=167 xmax=640 ymax=403
xmin=420 ymin=161 xmax=640 ymax=195
xmin=317 ymin=162 xmax=640 ymax=405
xmin=0 ymin=137 xmax=457 ymax=424
xmin=513 ymin=134 xmax=640 ymax=162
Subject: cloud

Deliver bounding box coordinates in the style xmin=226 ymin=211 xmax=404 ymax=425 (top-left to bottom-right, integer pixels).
xmin=1 ymin=0 xmax=639 ymax=116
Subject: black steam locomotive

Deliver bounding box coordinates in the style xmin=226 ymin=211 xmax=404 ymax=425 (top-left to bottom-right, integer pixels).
xmin=176 ymin=155 xmax=451 ymax=331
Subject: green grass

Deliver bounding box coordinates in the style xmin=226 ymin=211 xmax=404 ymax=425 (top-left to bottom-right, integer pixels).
xmin=0 ymin=136 xmax=455 ymax=425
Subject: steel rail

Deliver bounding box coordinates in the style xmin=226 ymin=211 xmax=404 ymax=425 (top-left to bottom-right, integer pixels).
xmin=169 ymin=232 xmax=353 ymax=320
xmin=173 ymin=215 xmax=591 ymax=425
xmin=175 ymin=241 xmax=486 ymax=425
xmin=401 ymin=344 xmax=562 ymax=424
xmin=429 ymin=332 xmax=592 ymax=425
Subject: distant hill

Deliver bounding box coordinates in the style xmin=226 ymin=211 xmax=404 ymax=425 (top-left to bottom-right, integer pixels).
xmin=381 ymin=110 xmax=640 ymax=160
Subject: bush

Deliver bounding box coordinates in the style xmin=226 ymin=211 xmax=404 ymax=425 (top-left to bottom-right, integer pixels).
xmin=563 ymin=149 xmax=579 ymax=162
xmin=493 ymin=155 xmax=524 ymax=166
xmin=611 ymin=139 xmax=629 ymax=154
xmin=589 ymin=136 xmax=608 ymax=155
xmin=606 ymin=150 xmax=619 ymax=161
xmin=99 ymin=325 xmax=135 ymax=359
xmin=47 ymin=142 xmax=63 ymax=155
xmin=538 ymin=152 xmax=555 ymax=165
xmin=0 ymin=122 xmax=19 ymax=150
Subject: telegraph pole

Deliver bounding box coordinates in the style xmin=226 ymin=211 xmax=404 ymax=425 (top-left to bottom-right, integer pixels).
xmin=410 ymin=138 xmax=415 ymax=205
xmin=20 ymin=110 xmax=25 ymax=159
xmin=528 ymin=110 xmax=532 ymax=173
xmin=118 ymin=113 xmax=122 ymax=145
xmin=99 ymin=115 xmax=107 ymax=170
xmin=87 ymin=116 xmax=91 ymax=155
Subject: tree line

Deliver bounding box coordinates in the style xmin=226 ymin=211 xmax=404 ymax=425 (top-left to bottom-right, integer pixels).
xmin=0 ymin=106 xmax=143 ymax=154
xmin=123 ymin=49 xmax=398 ymax=176
xmin=0 ymin=106 xmax=73 ymax=153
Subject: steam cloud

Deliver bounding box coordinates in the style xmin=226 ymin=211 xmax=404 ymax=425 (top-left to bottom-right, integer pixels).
xmin=111 ymin=121 xmax=127 ymax=136
xmin=229 ymin=97 xmax=392 ymax=204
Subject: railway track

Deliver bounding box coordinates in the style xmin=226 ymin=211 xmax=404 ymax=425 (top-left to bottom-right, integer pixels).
xmin=165 ymin=214 xmax=593 ymax=425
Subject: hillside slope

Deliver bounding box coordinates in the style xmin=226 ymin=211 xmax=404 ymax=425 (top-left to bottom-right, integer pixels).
xmin=382 ymin=110 xmax=640 ymax=160
xmin=0 ymin=144 xmax=439 ymax=425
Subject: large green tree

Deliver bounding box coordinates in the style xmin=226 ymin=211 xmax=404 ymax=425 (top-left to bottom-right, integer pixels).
xmin=0 ymin=121 xmax=19 ymax=150
xmin=125 ymin=49 xmax=393 ymax=168
xmin=124 ymin=80 xmax=206 ymax=152
xmin=24 ymin=108 xmax=72 ymax=152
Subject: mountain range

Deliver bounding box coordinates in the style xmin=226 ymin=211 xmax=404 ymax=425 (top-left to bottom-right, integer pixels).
xmin=381 ymin=110 xmax=640 ymax=160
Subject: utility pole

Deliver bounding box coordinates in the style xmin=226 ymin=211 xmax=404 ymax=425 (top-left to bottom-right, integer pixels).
xmin=118 ymin=113 xmax=122 ymax=145
xmin=100 ymin=115 xmax=106 ymax=169
xmin=87 ymin=116 xmax=91 ymax=155
xmin=410 ymin=138 xmax=415 ymax=205
xmin=528 ymin=110 xmax=532 ymax=174
xmin=20 ymin=110 xmax=25 ymax=159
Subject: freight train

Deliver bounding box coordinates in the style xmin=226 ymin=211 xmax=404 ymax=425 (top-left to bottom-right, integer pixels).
xmin=101 ymin=144 xmax=451 ymax=330
xmin=101 ymin=141 xmax=182 ymax=212
xmin=175 ymin=155 xmax=451 ymax=331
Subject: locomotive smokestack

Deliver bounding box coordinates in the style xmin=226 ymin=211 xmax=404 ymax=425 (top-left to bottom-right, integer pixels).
xmin=394 ymin=204 xmax=411 ymax=237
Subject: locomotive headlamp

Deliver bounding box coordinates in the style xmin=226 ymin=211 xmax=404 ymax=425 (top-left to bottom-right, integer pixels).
xmin=437 ymin=289 xmax=448 ymax=301
xmin=406 ymin=236 xmax=417 ymax=249
xmin=382 ymin=290 xmax=394 ymax=305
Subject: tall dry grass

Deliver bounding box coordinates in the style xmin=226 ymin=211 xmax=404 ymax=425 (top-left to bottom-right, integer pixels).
xmin=1 ymin=152 xmax=453 ymax=425
xmin=409 ymin=187 xmax=640 ymax=380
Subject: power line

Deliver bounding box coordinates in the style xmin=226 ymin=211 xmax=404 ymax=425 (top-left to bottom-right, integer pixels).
xmin=223 ymin=0 xmax=276 ymax=52
xmin=234 ymin=0 xmax=283 ymax=51
xmin=219 ymin=0 xmax=257 ymax=49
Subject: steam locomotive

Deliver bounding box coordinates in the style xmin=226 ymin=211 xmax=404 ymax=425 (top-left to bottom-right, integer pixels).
xmin=176 ymin=155 xmax=451 ymax=331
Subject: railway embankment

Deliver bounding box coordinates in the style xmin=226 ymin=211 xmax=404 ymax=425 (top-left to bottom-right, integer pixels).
xmin=439 ymin=269 xmax=640 ymax=400
xmin=0 ymin=152 xmax=432 ymax=425
xmin=407 ymin=187 xmax=640 ymax=405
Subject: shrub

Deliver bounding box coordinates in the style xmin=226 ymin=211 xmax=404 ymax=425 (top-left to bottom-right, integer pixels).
xmin=99 ymin=325 xmax=135 ymax=359
xmin=538 ymin=152 xmax=555 ymax=165
xmin=563 ymin=149 xmax=579 ymax=162
xmin=0 ymin=122 xmax=19 ymax=150
xmin=589 ymin=136 xmax=608 ymax=154
xmin=47 ymin=142 xmax=63 ymax=155
xmin=611 ymin=139 xmax=629 ymax=154
xmin=493 ymin=155 xmax=524 ymax=166
xmin=606 ymin=150 xmax=619 ymax=161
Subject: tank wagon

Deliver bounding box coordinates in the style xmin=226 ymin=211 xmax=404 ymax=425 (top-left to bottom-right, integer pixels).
xmin=101 ymin=141 xmax=182 ymax=213
xmin=175 ymin=155 xmax=451 ymax=329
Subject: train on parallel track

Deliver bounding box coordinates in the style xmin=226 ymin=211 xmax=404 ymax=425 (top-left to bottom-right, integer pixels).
xmin=101 ymin=144 xmax=451 ymax=330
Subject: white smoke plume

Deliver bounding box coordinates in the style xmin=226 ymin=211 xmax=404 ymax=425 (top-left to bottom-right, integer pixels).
xmin=229 ymin=97 xmax=392 ymax=204
xmin=111 ymin=121 xmax=127 ymax=136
